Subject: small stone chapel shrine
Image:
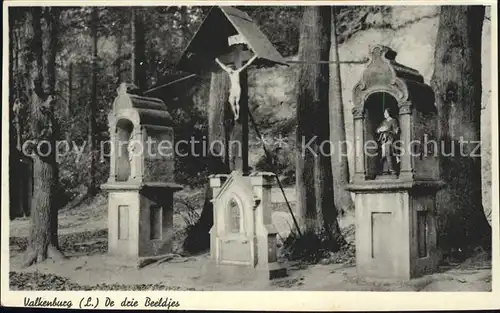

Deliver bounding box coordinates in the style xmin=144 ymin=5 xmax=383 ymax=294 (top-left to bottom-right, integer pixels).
xmin=208 ymin=172 xmax=286 ymax=280
xmin=346 ymin=45 xmax=443 ymax=281
xmin=102 ymin=84 xmax=181 ymax=264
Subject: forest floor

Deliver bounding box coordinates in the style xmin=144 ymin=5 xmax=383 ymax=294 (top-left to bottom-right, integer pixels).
xmin=8 ymin=189 xmax=492 ymax=291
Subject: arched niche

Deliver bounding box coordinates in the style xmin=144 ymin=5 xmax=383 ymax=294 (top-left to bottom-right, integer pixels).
xmin=106 ymin=88 xmax=175 ymax=185
xmin=115 ymin=118 xmax=134 ymax=182
xmin=351 ymin=45 xmax=438 ymax=183
xmin=363 ymin=92 xmax=400 ymax=179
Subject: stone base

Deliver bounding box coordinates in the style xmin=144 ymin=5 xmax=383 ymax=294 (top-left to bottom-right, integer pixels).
xmin=346 ymin=180 xmax=441 ymax=281
xmin=102 ymin=182 xmax=181 ymax=260
xmin=202 ymin=261 xmax=287 ymax=284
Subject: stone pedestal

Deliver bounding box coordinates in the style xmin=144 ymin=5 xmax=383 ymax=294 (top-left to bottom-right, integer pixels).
xmin=102 ymin=183 xmax=181 ymax=262
xmin=206 ymin=171 xmax=287 ymax=282
xmin=347 ymin=180 xmax=442 ymax=280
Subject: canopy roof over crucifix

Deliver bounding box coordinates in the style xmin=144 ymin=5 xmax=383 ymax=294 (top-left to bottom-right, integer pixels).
xmin=177 ymin=6 xmax=288 ymax=74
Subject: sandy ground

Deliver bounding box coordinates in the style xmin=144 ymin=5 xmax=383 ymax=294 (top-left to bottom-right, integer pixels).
xmin=8 ymin=189 xmax=492 ymax=291
xmin=8 ymin=251 xmax=491 ymax=291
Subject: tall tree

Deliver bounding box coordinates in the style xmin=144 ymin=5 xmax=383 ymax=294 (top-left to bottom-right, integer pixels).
xmin=430 ymin=6 xmax=491 ymax=255
xmin=115 ymin=28 xmax=124 ymax=84
xmin=88 ymin=7 xmax=98 ymax=196
xmin=295 ymin=7 xmax=318 ymax=230
xmin=9 ymin=12 xmax=19 ymax=220
xmin=23 ymin=7 xmax=65 ymax=266
xmin=296 ymin=6 xmax=343 ymax=243
xmin=67 ymin=62 xmax=72 ymax=117
xmin=131 ymin=8 xmax=147 ymax=90
xmin=329 ymin=7 xmax=354 ymax=214
xmin=46 ymin=6 xmax=62 ymax=247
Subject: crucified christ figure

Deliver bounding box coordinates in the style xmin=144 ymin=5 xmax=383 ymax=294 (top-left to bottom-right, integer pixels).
xmin=215 ymin=54 xmax=258 ymax=121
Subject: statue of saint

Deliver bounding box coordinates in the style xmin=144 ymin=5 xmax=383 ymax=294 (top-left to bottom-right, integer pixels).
xmin=376 ymin=108 xmax=400 ymax=175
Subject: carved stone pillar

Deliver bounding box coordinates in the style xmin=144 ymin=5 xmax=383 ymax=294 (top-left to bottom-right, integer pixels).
xmin=352 ymin=107 xmax=366 ymax=182
xmin=250 ymin=172 xmax=276 ymax=270
xmin=398 ymin=102 xmax=414 ymax=181
xmin=209 ymin=174 xmax=229 ymax=260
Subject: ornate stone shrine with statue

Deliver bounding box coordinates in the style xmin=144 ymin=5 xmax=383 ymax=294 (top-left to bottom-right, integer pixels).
xmin=346 ymin=45 xmax=444 ymax=281
xmin=101 ymin=84 xmax=181 ymax=264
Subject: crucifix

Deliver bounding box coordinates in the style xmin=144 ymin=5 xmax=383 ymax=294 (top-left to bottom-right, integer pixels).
xmin=215 ymin=54 xmax=257 ymax=121
xmin=176 ymin=6 xmax=288 ymax=176
xmin=214 ymin=35 xmax=258 ymax=175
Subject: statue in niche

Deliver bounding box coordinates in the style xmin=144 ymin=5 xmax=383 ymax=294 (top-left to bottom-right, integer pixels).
xmin=376 ymin=107 xmax=400 ymax=175
xmin=127 ymin=136 xmax=137 ymax=162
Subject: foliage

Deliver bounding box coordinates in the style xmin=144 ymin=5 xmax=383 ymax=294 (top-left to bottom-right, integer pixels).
xmin=58 ymin=149 xmax=109 ymax=202
xmin=8 ymin=6 xmax=301 ymax=204
xmin=9 ymin=6 xmax=213 ymax=203
xmin=254 ymin=145 xmax=296 ymax=186
xmin=240 ymin=6 xmax=302 ymax=57
xmin=281 ymin=227 xmax=346 ymax=263
xmin=176 ymin=192 xmax=203 ymax=227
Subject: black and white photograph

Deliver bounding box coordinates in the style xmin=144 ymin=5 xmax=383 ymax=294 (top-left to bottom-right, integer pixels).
xmin=1 ymin=0 xmax=498 ymax=310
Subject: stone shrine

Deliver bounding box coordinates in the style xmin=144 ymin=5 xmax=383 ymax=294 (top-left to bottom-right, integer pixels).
xmin=207 ymin=171 xmax=287 ymax=281
xmin=102 ymin=84 xmax=181 ymax=264
xmin=346 ymin=45 xmax=443 ymax=281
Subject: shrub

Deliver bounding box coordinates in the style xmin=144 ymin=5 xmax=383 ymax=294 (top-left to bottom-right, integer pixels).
xmin=281 ymin=227 xmax=345 ymax=263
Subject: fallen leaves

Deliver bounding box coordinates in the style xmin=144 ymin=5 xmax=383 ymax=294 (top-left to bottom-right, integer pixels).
xmin=9 ymin=272 xmax=196 ymax=291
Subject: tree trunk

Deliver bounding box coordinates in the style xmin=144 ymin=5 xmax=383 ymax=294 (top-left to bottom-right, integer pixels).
xmin=9 ymin=17 xmax=18 ymax=220
xmin=183 ymin=72 xmax=231 ymax=253
xmin=208 ymin=72 xmax=231 ymax=165
xmin=329 ymin=7 xmax=354 ymax=215
xmin=295 ymin=7 xmax=318 ymax=230
xmin=431 ymin=6 xmax=491 ymax=256
xmin=46 ymin=7 xmax=62 ymax=248
xmin=296 ymin=6 xmax=343 ymax=241
xmin=116 ymin=29 xmax=124 ymax=84
xmin=24 ymin=7 xmax=65 ymax=267
xmin=67 ymin=62 xmax=72 ymax=117
xmin=10 ymin=24 xmax=15 ymax=103
xmin=88 ymin=7 xmax=98 ymax=196
xmin=131 ymin=9 xmax=136 ymax=83
xmin=65 ymin=61 xmax=72 ymax=142
xmin=131 ymin=9 xmax=147 ymax=90
xmin=314 ymin=6 xmax=344 ymax=244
